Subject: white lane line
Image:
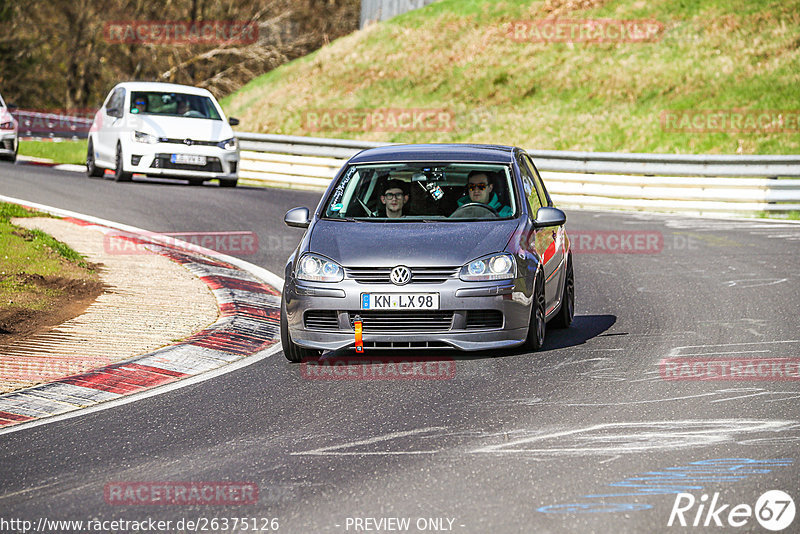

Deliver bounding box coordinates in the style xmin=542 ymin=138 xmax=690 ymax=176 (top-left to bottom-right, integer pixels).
xmin=291 ymin=427 xmax=447 ymax=456
xmin=471 ymin=419 xmax=796 ymax=455
xmin=556 ymin=392 xmax=721 ymax=407
xmin=668 ymin=340 xmax=800 ymax=358
xmin=0 ymin=195 xmax=286 ymax=437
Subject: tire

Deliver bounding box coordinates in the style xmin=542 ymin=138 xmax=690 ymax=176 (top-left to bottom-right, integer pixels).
xmin=219 ymin=178 xmax=237 ymax=188
xmin=86 ymin=140 xmax=103 ymax=177
xmin=114 ymin=143 xmax=132 ymax=182
xmin=280 ymin=299 xmax=320 ymax=363
xmin=550 ymin=256 xmax=574 ymax=329
xmin=522 ymin=274 xmax=546 ymax=352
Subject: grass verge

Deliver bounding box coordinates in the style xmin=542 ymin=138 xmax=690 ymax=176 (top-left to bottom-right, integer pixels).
xmin=18 ymin=139 xmax=88 ymax=165
xmin=0 ymin=201 xmax=101 ymax=335
xmin=222 ymin=0 xmax=800 ymax=155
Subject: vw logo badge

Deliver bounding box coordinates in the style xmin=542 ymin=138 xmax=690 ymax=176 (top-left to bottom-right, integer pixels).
xmin=183 ymin=138 xmax=193 ymax=146
xmin=390 ymin=266 xmax=412 ymax=286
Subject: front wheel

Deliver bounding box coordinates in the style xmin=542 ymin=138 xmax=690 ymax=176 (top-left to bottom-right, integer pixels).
xmin=114 ymin=144 xmax=132 ymax=182
xmin=219 ymin=178 xmax=237 ymax=188
xmin=522 ymin=275 xmax=546 ymax=351
xmin=86 ymin=140 xmax=103 ymax=177
xmin=280 ymin=299 xmax=320 ymax=363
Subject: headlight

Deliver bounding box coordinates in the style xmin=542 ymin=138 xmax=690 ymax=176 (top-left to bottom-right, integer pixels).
xmin=218 ymin=137 xmax=237 ymax=150
xmin=460 ymin=253 xmax=516 ymax=281
xmin=132 ymin=131 xmax=158 ymax=144
xmin=0 ymin=121 xmax=14 ymax=130
xmin=296 ymin=254 xmax=343 ymax=283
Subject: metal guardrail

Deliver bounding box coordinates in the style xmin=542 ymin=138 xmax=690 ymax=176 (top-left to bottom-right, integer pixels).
xmin=235 ymin=132 xmax=800 ymax=215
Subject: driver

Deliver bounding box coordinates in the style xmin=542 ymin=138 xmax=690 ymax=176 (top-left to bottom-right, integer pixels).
xmin=455 ymin=171 xmax=513 ymax=217
xmin=380 ymin=179 xmax=409 ymax=218
xmin=132 ymin=97 xmax=147 ymax=114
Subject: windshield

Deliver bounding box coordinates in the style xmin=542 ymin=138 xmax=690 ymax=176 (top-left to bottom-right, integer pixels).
xmin=129 ymin=91 xmax=222 ymax=120
xmin=323 ymin=163 xmax=518 ymax=221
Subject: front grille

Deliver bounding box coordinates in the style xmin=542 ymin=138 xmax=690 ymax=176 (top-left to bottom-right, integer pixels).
xmin=345 ymin=267 xmax=458 ymax=285
xmin=151 ymin=154 xmax=222 ymax=172
xmin=304 ymin=310 xmax=338 ymax=331
xmin=158 ymin=137 xmax=218 ymax=146
xmin=465 ymin=310 xmax=504 ymax=330
xmin=348 ymin=311 xmax=454 ymax=332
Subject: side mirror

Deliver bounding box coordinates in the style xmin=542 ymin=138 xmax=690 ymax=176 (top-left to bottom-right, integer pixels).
xmin=284 ymin=207 xmax=310 ymax=229
xmin=106 ymin=108 xmax=120 ymax=118
xmin=532 ymin=206 xmax=566 ymax=228
xmin=228 ymin=117 xmax=240 ymax=126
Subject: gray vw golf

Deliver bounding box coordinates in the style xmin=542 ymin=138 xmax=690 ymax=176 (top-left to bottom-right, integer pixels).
xmin=280 ymin=144 xmax=574 ymax=361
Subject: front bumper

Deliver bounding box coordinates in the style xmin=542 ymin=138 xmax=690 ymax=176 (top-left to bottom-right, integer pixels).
xmin=284 ymin=276 xmax=534 ymax=352
xmin=121 ymin=140 xmax=238 ymax=179
xmin=0 ymin=131 xmax=17 ymax=156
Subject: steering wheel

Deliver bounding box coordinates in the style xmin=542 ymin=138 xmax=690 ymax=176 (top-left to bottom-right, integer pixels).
xmin=449 ymin=202 xmax=498 ymax=218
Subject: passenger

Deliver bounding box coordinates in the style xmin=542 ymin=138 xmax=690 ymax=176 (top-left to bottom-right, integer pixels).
xmin=380 ymin=179 xmax=409 ymax=218
xmin=455 ymin=171 xmax=513 ymax=217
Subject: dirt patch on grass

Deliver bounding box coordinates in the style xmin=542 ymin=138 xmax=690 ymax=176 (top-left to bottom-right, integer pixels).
xmin=0 ymin=273 xmax=105 ymax=346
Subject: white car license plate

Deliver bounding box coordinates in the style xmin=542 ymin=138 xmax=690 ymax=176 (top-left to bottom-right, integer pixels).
xmin=171 ymin=154 xmax=206 ymax=165
xmin=361 ymin=293 xmax=439 ymax=310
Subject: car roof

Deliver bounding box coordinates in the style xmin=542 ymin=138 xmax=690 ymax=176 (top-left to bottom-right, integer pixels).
xmin=113 ymin=81 xmax=215 ymax=97
xmin=348 ymin=144 xmax=518 ymax=164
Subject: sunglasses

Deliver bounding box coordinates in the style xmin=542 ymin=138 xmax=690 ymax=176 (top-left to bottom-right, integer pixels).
xmin=467 ymin=183 xmax=489 ymax=192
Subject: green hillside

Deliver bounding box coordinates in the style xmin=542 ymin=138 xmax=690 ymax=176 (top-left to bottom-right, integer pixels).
xmin=222 ymin=0 xmax=800 ymax=154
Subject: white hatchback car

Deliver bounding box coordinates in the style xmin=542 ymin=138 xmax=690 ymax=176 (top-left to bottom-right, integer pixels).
xmin=87 ymin=82 xmax=240 ymax=186
xmin=0 ymin=91 xmax=18 ymax=163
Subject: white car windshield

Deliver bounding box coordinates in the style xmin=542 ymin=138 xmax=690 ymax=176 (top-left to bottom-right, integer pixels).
xmin=129 ymin=91 xmax=222 ymax=120
xmin=324 ymin=163 xmax=517 ymax=221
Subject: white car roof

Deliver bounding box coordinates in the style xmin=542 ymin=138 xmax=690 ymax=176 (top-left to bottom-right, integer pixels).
xmin=113 ymin=82 xmax=215 ymax=98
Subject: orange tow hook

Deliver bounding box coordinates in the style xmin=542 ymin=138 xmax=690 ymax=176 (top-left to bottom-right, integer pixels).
xmin=354 ymin=315 xmax=364 ymax=353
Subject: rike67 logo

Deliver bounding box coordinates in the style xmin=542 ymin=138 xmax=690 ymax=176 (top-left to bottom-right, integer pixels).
xmin=668 ymin=490 xmax=795 ymax=531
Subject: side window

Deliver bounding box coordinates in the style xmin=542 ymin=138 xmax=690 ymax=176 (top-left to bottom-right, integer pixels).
xmin=517 ymin=154 xmax=543 ymax=213
xmin=107 ymin=89 xmax=125 ymax=117
xmin=524 ymin=154 xmax=552 ymax=207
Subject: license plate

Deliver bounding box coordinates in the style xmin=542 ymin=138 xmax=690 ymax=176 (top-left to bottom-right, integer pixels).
xmin=361 ymin=293 xmax=439 ymax=310
xmin=171 ymin=154 xmax=206 ymax=165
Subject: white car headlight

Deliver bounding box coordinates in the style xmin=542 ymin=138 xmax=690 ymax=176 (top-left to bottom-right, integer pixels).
xmin=296 ymin=254 xmax=343 ymax=283
xmin=132 ymin=131 xmax=158 ymax=144
xmin=218 ymin=137 xmax=238 ymax=150
xmin=460 ymin=253 xmax=516 ymax=281
xmin=0 ymin=121 xmax=14 ymax=130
